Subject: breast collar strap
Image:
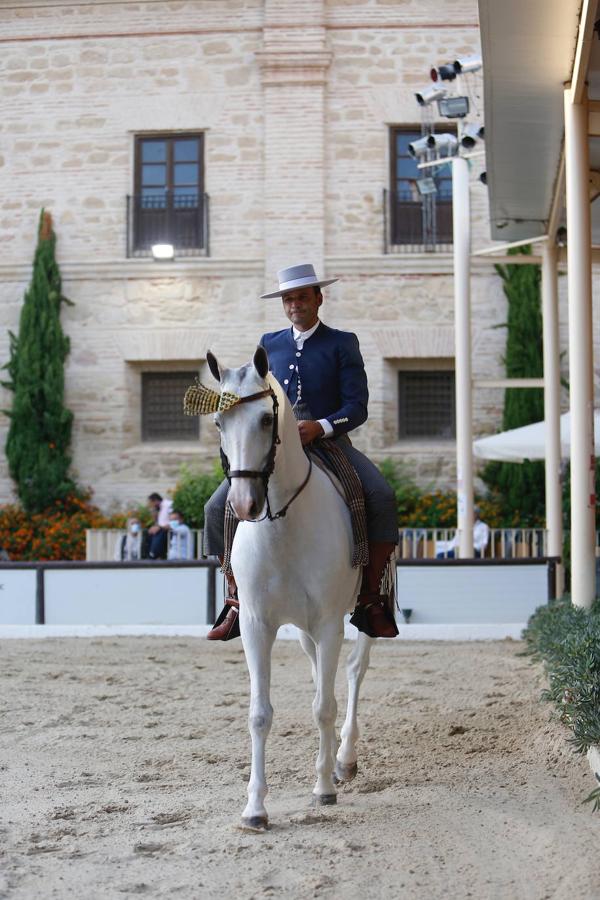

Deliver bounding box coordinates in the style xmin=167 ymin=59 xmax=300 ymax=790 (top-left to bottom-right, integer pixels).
xmin=220 ymin=387 xmax=312 ymax=522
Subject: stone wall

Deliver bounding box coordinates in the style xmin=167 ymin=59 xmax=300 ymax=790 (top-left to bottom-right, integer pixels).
xmin=0 ymin=0 xmax=543 ymax=510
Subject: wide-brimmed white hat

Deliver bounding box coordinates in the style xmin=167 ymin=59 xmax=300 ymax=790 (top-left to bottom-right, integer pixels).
xmin=260 ymin=263 xmax=338 ymax=299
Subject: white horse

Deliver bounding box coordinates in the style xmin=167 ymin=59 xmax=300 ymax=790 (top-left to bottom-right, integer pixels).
xmin=207 ymin=347 xmax=374 ymax=830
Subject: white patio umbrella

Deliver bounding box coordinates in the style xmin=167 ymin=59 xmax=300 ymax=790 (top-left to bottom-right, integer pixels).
xmin=473 ymin=410 xmax=600 ymax=462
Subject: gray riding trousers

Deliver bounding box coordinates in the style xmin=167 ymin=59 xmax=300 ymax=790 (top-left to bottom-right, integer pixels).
xmin=203 ymin=406 xmax=398 ymax=557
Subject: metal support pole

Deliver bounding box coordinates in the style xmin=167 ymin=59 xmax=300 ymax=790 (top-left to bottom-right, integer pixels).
xmin=541 ymin=242 xmax=564 ymax=596
xmin=452 ymin=156 xmax=474 ymax=556
xmin=35 ymin=566 xmax=45 ymax=625
xmin=564 ymin=86 xmax=596 ymax=609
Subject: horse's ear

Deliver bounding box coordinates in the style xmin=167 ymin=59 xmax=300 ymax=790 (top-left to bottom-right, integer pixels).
xmin=253 ymin=345 xmax=269 ymax=379
xmin=206 ymin=351 xmax=221 ymax=383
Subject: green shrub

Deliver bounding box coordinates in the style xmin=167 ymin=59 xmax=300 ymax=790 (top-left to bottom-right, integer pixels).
xmin=172 ymin=461 xmax=223 ymax=530
xmin=378 ymin=458 xmax=421 ymax=523
xmin=524 ymin=598 xmax=600 ymax=810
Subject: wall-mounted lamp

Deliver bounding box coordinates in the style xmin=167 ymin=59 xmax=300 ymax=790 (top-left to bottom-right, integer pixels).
xmin=151 ymin=243 xmax=175 ymax=261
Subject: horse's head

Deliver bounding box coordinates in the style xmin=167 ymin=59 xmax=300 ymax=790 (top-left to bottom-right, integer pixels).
xmin=207 ymin=347 xmax=276 ymax=521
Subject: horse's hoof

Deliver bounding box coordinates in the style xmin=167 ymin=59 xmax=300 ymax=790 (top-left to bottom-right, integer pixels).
xmin=334 ymin=761 xmax=358 ymax=784
xmin=314 ymin=793 xmax=337 ymax=806
xmin=240 ymin=815 xmax=269 ymax=832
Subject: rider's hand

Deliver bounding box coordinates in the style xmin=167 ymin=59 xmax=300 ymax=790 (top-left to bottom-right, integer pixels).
xmin=298 ymin=420 xmax=324 ymax=446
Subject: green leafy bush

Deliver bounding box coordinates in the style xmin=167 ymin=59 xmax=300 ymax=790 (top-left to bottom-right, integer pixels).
xmin=378 ymin=459 xmax=421 ymax=523
xmin=524 ymin=598 xmax=600 ymax=811
xmin=378 ymin=460 xmax=505 ymax=528
xmin=172 ymin=461 xmax=223 ymax=530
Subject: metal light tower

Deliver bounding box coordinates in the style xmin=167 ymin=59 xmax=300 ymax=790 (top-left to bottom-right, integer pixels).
xmin=413 ymin=57 xmax=484 ymax=556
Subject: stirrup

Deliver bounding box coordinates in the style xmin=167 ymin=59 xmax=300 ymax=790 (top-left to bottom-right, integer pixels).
xmin=207 ymin=597 xmax=240 ymax=641
xmin=350 ymin=593 xmax=398 ymax=639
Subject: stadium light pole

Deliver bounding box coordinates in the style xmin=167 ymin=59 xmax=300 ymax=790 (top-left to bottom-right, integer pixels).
xmin=418 ymin=152 xmax=475 ymax=556
xmin=452 ymin=156 xmax=474 ymax=556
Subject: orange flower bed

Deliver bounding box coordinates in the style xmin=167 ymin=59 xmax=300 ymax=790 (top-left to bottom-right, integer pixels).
xmin=0 ymin=494 xmax=134 ymax=561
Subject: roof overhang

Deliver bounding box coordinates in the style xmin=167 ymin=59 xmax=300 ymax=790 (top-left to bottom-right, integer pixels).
xmin=478 ymin=0 xmax=581 ymax=241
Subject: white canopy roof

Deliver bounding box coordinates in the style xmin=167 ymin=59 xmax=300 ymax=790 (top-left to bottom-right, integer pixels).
xmin=473 ymin=411 xmax=600 ymax=462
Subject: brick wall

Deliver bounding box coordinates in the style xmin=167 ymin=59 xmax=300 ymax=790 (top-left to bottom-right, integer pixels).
xmin=0 ymin=0 xmax=557 ymax=509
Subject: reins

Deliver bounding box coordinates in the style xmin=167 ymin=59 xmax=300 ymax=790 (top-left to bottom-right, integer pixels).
xmin=220 ymin=387 xmax=312 ymax=522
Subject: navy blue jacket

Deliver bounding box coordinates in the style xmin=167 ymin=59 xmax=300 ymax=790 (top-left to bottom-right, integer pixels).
xmin=259 ymin=322 xmax=368 ymax=438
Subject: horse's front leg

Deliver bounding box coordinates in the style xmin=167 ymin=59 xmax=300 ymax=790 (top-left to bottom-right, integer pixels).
xmin=336 ymin=632 xmax=373 ymax=782
xmin=312 ymin=623 xmax=344 ymax=804
xmin=240 ymin=617 xmax=276 ymax=830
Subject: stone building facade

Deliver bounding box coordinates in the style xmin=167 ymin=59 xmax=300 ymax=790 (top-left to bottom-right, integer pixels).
xmin=0 ymin=0 xmax=510 ymax=510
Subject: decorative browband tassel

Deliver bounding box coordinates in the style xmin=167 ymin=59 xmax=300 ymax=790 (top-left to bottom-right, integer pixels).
xmin=183 ymin=380 xmax=241 ymax=416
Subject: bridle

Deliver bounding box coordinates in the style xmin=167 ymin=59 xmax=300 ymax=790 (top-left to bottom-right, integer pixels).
xmin=219 ymin=387 xmax=312 ymax=522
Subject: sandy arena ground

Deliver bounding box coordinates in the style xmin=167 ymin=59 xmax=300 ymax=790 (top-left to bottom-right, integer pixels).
xmin=0 ymin=637 xmax=597 ymax=900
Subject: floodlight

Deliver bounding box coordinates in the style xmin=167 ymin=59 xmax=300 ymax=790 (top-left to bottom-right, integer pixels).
xmin=416 ymin=177 xmax=437 ymax=196
xmin=428 ymin=133 xmax=458 ymax=155
xmin=151 ymin=243 xmax=175 ymax=260
xmin=430 ymin=64 xmax=456 ymax=82
xmin=407 ymin=134 xmax=435 ymax=158
xmin=415 ymin=84 xmax=447 ymax=106
xmin=461 ymin=123 xmax=485 ymax=148
xmin=479 ymin=171 xmax=487 ymax=186
xmin=437 ymin=96 xmax=469 ymax=118
xmin=453 ymin=55 xmax=482 ymax=75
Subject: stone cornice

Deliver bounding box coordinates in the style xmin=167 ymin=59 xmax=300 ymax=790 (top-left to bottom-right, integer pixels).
xmin=115 ymin=328 xmax=218 ymax=362
xmin=1 ymin=253 xmax=563 ymax=285
xmin=256 ymin=49 xmax=332 ymax=86
xmin=0 ymin=258 xmax=264 ymax=283
xmin=373 ymin=326 xmax=455 ymax=358
xmin=325 ymin=254 xmax=520 ymax=277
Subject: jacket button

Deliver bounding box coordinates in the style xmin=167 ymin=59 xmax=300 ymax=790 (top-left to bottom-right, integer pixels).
xmin=296 ymin=351 xmax=301 ymax=357
xmin=284 ymin=379 xmax=289 ymax=385
xmin=289 ymin=364 xmax=294 ymax=369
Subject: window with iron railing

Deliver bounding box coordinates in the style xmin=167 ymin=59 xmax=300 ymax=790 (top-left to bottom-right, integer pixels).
xmin=385 ymin=127 xmax=453 ymax=253
xmin=141 ymin=371 xmax=199 ymax=441
xmin=398 ymin=370 xmax=456 ymax=439
xmin=127 ymin=134 xmax=209 ymax=257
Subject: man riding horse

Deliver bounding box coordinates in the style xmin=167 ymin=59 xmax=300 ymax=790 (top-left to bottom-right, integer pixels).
xmin=204 ymin=263 xmax=399 ymax=641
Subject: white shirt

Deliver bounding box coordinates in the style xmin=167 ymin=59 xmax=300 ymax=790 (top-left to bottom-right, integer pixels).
xmin=440 ymin=520 xmax=490 ymax=554
xmin=157 ymin=498 xmax=173 ymax=528
xmin=168 ymin=523 xmax=193 ymax=560
xmin=292 ymin=320 xmax=334 ymax=437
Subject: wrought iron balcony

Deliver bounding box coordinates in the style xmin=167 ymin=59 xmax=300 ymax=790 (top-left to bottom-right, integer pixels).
xmin=383 ymin=188 xmax=453 ymax=254
xmin=126 ymin=191 xmax=209 ymax=258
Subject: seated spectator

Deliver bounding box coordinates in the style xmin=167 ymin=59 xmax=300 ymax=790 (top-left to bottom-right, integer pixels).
xmin=436 ymin=507 xmax=490 ymax=559
xmin=114 ymin=516 xmax=148 ymax=561
xmin=147 ymin=491 xmax=172 ymax=559
xmin=167 ymin=509 xmax=194 ymax=560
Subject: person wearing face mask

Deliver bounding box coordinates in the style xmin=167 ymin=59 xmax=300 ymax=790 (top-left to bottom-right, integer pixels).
xmin=167 ymin=509 xmax=194 ymax=560
xmin=114 ymin=517 xmax=148 ymax=561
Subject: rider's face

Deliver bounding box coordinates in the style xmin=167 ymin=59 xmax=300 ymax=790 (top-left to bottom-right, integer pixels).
xmin=282 ymin=287 xmax=322 ymax=332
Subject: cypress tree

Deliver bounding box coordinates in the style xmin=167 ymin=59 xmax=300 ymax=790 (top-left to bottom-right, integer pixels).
xmin=3 ymin=210 xmax=76 ymax=512
xmin=481 ymin=245 xmax=546 ymax=524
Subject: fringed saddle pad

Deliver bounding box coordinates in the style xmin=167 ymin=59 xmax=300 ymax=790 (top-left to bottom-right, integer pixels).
xmin=309 ymin=439 xmax=369 ymax=569
xmin=221 ymin=438 xmax=369 ymax=577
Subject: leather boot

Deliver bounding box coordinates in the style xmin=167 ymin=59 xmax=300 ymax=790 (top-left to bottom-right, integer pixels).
xmin=206 ymin=562 xmax=241 ymax=641
xmin=350 ymin=541 xmax=399 ymax=638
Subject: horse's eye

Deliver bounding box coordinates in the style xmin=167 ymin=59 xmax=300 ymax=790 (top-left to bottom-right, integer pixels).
xmin=214 ymin=419 xmax=221 ymax=430
xmin=262 ymin=414 xmax=274 ymax=428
